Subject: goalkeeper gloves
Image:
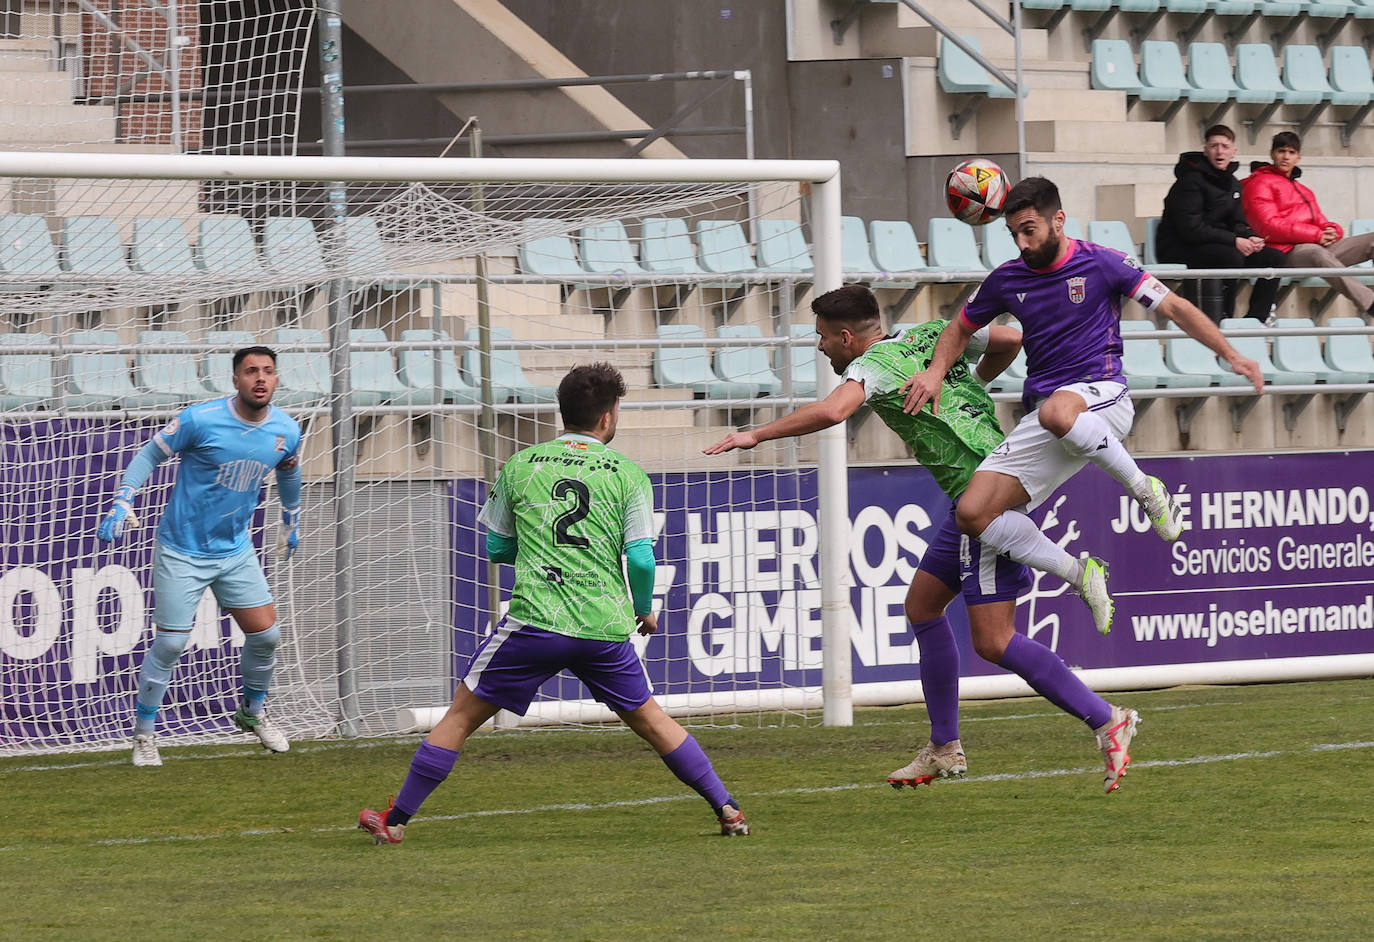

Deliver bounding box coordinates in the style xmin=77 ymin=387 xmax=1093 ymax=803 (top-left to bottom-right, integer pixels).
xmin=278 ymin=505 xmax=301 ymax=560
xmin=97 ymin=485 xmax=139 ymax=543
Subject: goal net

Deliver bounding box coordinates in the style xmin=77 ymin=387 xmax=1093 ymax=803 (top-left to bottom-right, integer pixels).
xmin=0 ymin=152 xmax=848 ymax=755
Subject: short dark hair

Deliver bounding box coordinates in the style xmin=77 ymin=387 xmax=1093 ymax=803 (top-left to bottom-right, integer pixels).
xmin=559 ymin=362 xmax=626 ymax=431
xmin=1001 ymin=176 xmax=1062 ymax=221
xmin=232 ymin=345 xmax=277 ymax=372
xmin=811 ymin=284 xmax=880 ymax=328
xmin=1271 ymin=131 xmax=1302 ymax=152
xmin=1203 ymin=124 xmax=1235 ymax=143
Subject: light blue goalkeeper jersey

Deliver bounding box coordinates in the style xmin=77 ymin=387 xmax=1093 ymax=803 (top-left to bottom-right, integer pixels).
xmin=151 ymin=397 xmax=302 ymax=558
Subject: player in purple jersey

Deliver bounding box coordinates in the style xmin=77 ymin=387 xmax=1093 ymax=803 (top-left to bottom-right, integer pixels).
xmin=902 ymin=176 xmax=1262 ymax=661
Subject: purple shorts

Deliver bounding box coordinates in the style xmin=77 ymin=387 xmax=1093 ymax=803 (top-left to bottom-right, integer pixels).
xmin=462 ymin=620 xmax=652 ymax=715
xmin=917 ymin=505 xmax=1032 ymax=605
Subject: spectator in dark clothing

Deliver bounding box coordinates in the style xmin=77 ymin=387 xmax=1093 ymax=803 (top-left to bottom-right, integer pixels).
xmin=1156 ymin=124 xmax=1286 ymax=323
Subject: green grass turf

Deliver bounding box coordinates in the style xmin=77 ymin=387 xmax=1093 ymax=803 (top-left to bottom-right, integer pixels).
xmin=3 ymin=678 xmax=1371 ymax=941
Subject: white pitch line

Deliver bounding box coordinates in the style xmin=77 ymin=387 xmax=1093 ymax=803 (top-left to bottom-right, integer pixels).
xmin=4 ymin=740 xmax=1369 ymax=853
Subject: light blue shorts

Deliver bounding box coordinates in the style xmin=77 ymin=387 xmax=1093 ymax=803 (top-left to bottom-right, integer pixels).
xmin=153 ymin=542 xmax=273 ymax=630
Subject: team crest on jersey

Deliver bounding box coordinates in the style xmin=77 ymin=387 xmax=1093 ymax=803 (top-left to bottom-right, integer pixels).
xmin=567 ymin=441 xmax=589 ymax=450
xmin=1067 ymin=276 xmax=1087 ymax=304
xmin=274 ymin=435 xmax=286 ymax=452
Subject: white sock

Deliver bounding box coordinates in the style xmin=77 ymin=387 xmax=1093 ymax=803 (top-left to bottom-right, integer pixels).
xmin=978 ymin=511 xmax=1083 ymax=586
xmin=1058 ymin=411 xmax=1148 ymax=499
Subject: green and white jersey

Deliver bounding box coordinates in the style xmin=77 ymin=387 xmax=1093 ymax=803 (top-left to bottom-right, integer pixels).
xmin=841 ymin=321 xmax=1005 ymax=499
xmin=477 ymin=432 xmax=655 ymax=642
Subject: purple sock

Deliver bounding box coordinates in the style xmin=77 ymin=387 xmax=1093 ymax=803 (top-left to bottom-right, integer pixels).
xmin=999 ymin=633 xmax=1112 ymax=728
xmin=912 ymin=616 xmax=960 ymax=745
xmin=661 ymin=734 xmax=735 ymax=813
xmin=389 ymin=740 xmax=460 ymax=825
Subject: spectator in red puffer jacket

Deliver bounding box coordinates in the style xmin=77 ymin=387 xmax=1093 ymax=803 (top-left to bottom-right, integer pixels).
xmin=1241 ymin=131 xmax=1374 ymax=318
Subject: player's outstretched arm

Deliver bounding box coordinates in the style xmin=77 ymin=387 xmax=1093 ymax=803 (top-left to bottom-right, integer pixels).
xmin=96 ymin=439 xmax=168 ymax=543
xmin=975 ymin=325 xmax=1023 ymax=384
xmin=1158 ymin=291 xmax=1265 ymax=394
xmin=703 ymin=381 xmax=867 ymax=454
xmin=900 ymin=317 xmax=975 ymax=414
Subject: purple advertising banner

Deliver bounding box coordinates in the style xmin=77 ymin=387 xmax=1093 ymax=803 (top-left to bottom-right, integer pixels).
xmin=2 ymin=419 xmax=253 ymax=748
xmin=451 ymin=452 xmax=1374 ymax=701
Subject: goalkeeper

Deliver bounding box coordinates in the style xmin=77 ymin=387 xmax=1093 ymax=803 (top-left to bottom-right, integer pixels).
xmin=358 ymin=363 xmax=749 ymax=845
xmin=705 ymin=285 xmax=1138 ymax=794
xmin=97 ymin=346 xmax=302 ymax=768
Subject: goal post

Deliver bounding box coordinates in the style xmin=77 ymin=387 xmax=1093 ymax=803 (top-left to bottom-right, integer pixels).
xmin=0 ymin=151 xmax=855 ymax=756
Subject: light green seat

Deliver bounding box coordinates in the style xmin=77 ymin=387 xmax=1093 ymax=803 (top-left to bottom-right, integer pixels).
xmin=578 ymin=221 xmax=645 ymax=275
xmin=204 ymin=330 xmax=257 ymax=395
xmin=1235 ymin=44 xmax=1287 ymax=103
xmin=1219 ymin=317 xmax=1315 ymax=386
xmin=926 ymin=218 xmax=987 ymax=271
xmin=1166 ymin=335 xmax=1251 ymax=386
xmin=1139 ymin=40 xmax=1188 ymax=102
xmin=262 ymin=218 xmax=327 ymax=280
xmin=195 ymin=216 xmax=268 ymax=279
xmin=696 ymin=220 xmax=757 ymax=274
xmin=1088 ymin=219 xmax=1187 ymax=271
xmin=1273 ymin=317 xmax=1367 ymax=384
xmin=0 ymin=214 xmax=62 ymax=291
xmin=1091 ymin=39 xmax=1149 ymax=99
xmin=136 ymin=330 xmax=207 ymax=406
xmin=868 ymin=220 xmax=930 ymax=288
xmin=1121 ymin=319 xmax=1210 ymax=388
xmin=640 ymin=217 xmax=705 ymax=275
xmin=1185 ymin=42 xmax=1245 ymax=103
xmin=652 ymin=324 xmax=756 ymax=399
xmin=272 ymin=327 xmax=331 ymax=407
xmin=0 ymin=332 xmax=54 ymax=410
xmin=398 ymin=328 xmax=479 ymax=404
xmin=841 ymin=216 xmax=876 ymax=274
xmin=938 ymin=35 xmax=1015 ymax=98
xmin=129 ymin=218 xmax=197 ymax=277
xmin=1324 ymin=317 xmax=1374 ymax=378
xmin=67 ymin=329 xmax=169 ymax=409
xmin=518 ymin=218 xmax=598 ymax=295
xmin=755 ymin=219 xmax=813 ymax=274
xmin=779 ymin=323 xmax=817 ymax=397
xmin=61 ymin=216 xmax=131 ymax=278
xmin=1280 ymin=46 xmax=1335 ymax=106
xmin=349 ymin=327 xmax=428 ymax=407
xmin=716 ymin=324 xmax=782 ymax=397
xmin=1330 ymin=46 xmax=1374 ymax=104
xmin=463 ymin=326 xmax=556 ymax=404
xmin=981 ymin=222 xmax=1019 ymax=268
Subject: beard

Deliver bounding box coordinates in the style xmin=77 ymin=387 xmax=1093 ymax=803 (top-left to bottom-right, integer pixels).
xmin=1021 ymin=232 xmax=1062 ymax=269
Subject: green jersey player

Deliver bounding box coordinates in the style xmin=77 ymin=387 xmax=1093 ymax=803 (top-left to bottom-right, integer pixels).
xmin=707 ymin=285 xmax=1142 ymax=794
xmin=360 ymin=363 xmax=749 ymax=844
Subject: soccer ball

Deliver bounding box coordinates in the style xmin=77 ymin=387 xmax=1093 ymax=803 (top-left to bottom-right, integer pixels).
xmin=945 ymin=158 xmax=1010 ymax=226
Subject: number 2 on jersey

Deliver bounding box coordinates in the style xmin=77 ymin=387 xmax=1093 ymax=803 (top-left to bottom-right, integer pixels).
xmin=551 ymin=478 xmax=591 ymax=547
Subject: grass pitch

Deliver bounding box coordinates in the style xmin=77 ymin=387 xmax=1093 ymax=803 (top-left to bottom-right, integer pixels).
xmin=3 ymin=678 xmax=1371 ymax=941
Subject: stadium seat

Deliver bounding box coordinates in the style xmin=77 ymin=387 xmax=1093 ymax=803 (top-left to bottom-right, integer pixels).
xmin=67 ymin=329 xmax=170 ymax=410
xmin=61 ymin=216 xmax=132 ymax=278
xmin=1165 ymin=335 xmax=1251 ymax=386
xmin=349 ymin=327 xmax=427 ymax=407
xmin=984 ymin=346 xmax=1027 ymax=395
xmin=841 ymin=216 xmax=877 ymax=274
xmin=0 ymin=331 xmax=54 ymax=410
xmin=1323 ymin=316 xmax=1374 ymax=378
xmin=982 ymin=221 xmax=1020 ymax=268
xmin=1271 ymin=317 xmax=1366 ymax=384
xmin=135 ymin=330 xmax=208 ymax=406
xmin=0 ymin=214 xmax=62 ymax=291
xmin=640 ymin=217 xmax=706 ymax=275
xmin=578 ymin=221 xmax=645 ymax=275
xmin=1351 ymin=0 xmax=1374 ymax=19
xmin=867 ymin=219 xmax=933 ymax=288
xmin=397 ymin=328 xmax=481 ymax=404
xmin=203 ymin=330 xmax=257 ymax=396
xmin=652 ymin=323 xmax=757 ymax=399
xmin=518 ymin=218 xmax=596 ymax=295
xmin=779 ymin=322 xmax=818 ymax=397
xmin=262 ymin=217 xmax=328 ymax=280
xmin=1211 ymin=1 xmax=1258 ymax=13
xmin=339 ymin=216 xmax=411 ymax=292
xmin=696 ymin=220 xmax=757 ymax=274
xmin=1218 ymin=316 xmax=1315 ymax=386
xmin=715 ymin=324 xmax=783 ymax=397
xmin=272 ymin=327 xmax=332 ymax=408
xmin=1164 ymin=0 xmax=1210 ymax=12
xmin=195 ymin=216 xmax=268 ymax=280
xmin=937 ymin=34 xmax=1016 ymax=99
xmin=1254 ymin=2 xmax=1304 ymax=16
xmin=463 ymin=326 xmax=556 ymax=404
xmin=1063 ymin=217 xmax=1086 ymax=241
xmin=1329 ymin=46 xmax=1374 ymax=104
xmin=926 ymin=218 xmax=987 ymax=271
xmin=1121 ymin=319 xmax=1211 ymax=388
xmin=1090 ymin=39 xmax=1153 ymax=102
xmin=1280 ymin=46 xmax=1336 ymax=106
xmin=755 ymin=218 xmax=813 ymax=274
xmin=129 ymin=218 xmax=197 ymax=277
xmin=1088 ymin=219 xmax=1186 ymax=271
xmin=1138 ymin=40 xmax=1189 ymax=103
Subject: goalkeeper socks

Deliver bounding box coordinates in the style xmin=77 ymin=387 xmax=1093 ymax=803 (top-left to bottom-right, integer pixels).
xmin=911 ymin=616 xmax=960 ymax=745
xmin=134 ymin=628 xmax=192 ymax=734
xmin=998 ymin=633 xmax=1112 ymax=729
xmin=978 ymin=511 xmax=1081 ymax=586
xmin=660 ymin=734 xmax=733 ymax=813
xmin=239 ymin=624 xmax=280 ymax=710
xmin=1058 ymin=411 xmax=1145 ymax=494
xmin=390 ymin=740 xmax=461 ymax=825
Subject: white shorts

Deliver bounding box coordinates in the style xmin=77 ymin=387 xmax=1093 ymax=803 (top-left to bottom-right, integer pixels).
xmin=978 ymin=381 xmax=1135 ymax=512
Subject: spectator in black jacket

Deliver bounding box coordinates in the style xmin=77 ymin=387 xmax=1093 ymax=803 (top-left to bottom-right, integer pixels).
xmin=1155 ymin=124 xmax=1286 ymax=323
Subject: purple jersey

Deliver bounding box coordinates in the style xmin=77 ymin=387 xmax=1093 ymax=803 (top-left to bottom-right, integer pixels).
xmin=960 ymin=239 xmax=1168 ymax=410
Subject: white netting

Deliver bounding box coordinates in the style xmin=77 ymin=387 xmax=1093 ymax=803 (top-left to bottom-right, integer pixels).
xmin=0 ymin=158 xmax=854 ymax=754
